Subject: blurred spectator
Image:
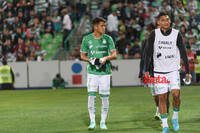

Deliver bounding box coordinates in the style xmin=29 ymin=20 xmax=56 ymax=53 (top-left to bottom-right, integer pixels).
xmin=27 ymin=38 xmax=38 ymax=52
xmin=182 ymin=45 xmax=199 ymax=83
xmin=52 ymin=73 xmax=66 ymax=90
xmin=16 ymin=51 xmax=26 ymax=61
xmin=48 ymin=0 xmax=59 ymax=14
xmin=34 ymin=0 xmax=48 ymax=14
xmin=187 ymin=0 xmax=198 ymax=11
xmin=35 ymin=45 xmax=46 ymax=61
xmin=0 ymin=0 xmax=8 ymax=11
xmin=14 ymin=37 xmax=26 ymax=54
xmin=107 ymin=9 xmax=119 ymax=42
xmin=62 ymin=8 xmax=72 ymax=49
xmin=51 ymin=11 xmax=62 ymax=32
xmin=44 ymin=16 xmax=54 ymax=37
xmin=129 ymin=39 xmax=141 ymax=59
xmin=79 ymin=12 xmax=91 ymax=36
xmin=101 ymin=1 xmax=111 ymax=19
xmin=116 ymin=32 xmax=129 ymax=56
xmin=90 ymin=0 xmax=101 ymax=19
xmin=28 ymin=51 xmax=37 ymax=61
xmin=2 ymin=39 xmax=14 ymax=56
xmin=0 ymin=58 xmax=15 ymax=90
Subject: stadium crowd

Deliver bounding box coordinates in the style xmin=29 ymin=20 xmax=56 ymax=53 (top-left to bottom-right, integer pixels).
xmin=88 ymin=0 xmax=200 ymax=83
xmin=0 ymin=0 xmax=200 ymax=82
xmin=0 ymin=0 xmax=88 ymax=62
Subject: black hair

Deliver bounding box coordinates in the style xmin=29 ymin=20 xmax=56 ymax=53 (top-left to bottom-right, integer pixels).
xmin=186 ymin=45 xmax=191 ymax=49
xmin=92 ymin=17 xmax=106 ymax=26
xmin=157 ymin=12 xmax=168 ymax=19
xmin=56 ymin=74 xmax=60 ymax=78
xmin=2 ymin=58 xmax=7 ymax=65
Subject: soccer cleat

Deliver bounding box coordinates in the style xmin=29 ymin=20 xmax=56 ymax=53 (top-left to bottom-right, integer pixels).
xmin=154 ymin=112 xmax=161 ymax=120
xmin=88 ymin=122 xmax=96 ymax=130
xmin=162 ymin=127 xmax=169 ymax=133
xmin=100 ymin=122 xmax=107 ymax=130
xmin=172 ymin=119 xmax=179 ymax=132
xmin=160 ymin=121 xmax=163 ymax=127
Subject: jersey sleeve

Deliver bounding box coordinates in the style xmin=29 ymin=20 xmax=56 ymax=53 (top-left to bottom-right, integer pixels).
xmin=107 ymin=36 xmax=116 ymax=51
xmin=80 ymin=37 xmax=88 ymax=53
xmin=145 ymin=31 xmax=155 ymax=72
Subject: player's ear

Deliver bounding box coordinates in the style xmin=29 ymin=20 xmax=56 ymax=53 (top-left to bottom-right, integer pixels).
xmin=157 ymin=20 xmax=160 ymax=25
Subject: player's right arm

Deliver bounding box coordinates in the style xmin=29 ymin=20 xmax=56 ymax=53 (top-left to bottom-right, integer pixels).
xmin=80 ymin=37 xmax=90 ymax=63
xmin=144 ymin=31 xmax=155 ymax=75
xmin=139 ymin=40 xmax=147 ymax=79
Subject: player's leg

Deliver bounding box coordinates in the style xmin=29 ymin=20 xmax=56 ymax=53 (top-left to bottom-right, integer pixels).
xmin=169 ymin=71 xmax=181 ymax=132
xmin=149 ymin=83 xmax=160 ymax=120
xmin=87 ymin=74 xmax=98 ymax=129
xmin=153 ymin=95 xmax=161 ymax=120
xmin=99 ymin=75 xmax=110 ymax=130
xmin=154 ymin=73 xmax=169 ymax=133
xmin=166 ymin=91 xmax=170 ymax=114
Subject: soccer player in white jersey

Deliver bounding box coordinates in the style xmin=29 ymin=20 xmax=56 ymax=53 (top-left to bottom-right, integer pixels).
xmin=145 ymin=12 xmax=191 ymax=133
xmin=140 ymin=23 xmax=170 ymax=125
xmin=80 ymin=17 xmax=117 ymax=130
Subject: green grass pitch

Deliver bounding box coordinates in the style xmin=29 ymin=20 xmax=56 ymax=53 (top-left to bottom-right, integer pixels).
xmin=0 ymin=86 xmax=199 ymax=133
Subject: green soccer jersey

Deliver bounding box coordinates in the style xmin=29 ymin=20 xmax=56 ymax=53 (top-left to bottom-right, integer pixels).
xmin=81 ymin=33 xmax=116 ymax=75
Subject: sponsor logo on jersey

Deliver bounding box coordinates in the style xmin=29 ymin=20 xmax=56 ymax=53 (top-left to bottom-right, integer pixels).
xmin=157 ymin=53 xmax=162 ymax=58
xmin=165 ymin=55 xmax=175 ymax=59
xmin=158 ymin=46 xmax=172 ymax=49
xmin=158 ymin=41 xmax=173 ymax=45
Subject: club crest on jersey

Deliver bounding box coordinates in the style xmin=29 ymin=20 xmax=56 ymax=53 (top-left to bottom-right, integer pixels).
xmin=89 ymin=40 xmax=92 ymax=45
xmin=89 ymin=45 xmax=93 ymax=49
xmin=102 ymin=39 xmax=106 ymax=44
xmin=91 ymin=50 xmax=95 ymax=55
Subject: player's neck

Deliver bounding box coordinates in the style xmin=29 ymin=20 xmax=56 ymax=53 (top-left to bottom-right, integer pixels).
xmin=93 ymin=32 xmax=102 ymax=39
xmin=161 ymin=27 xmax=170 ymax=33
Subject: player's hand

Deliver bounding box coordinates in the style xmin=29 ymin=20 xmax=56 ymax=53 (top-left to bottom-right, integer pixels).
xmin=186 ymin=73 xmax=192 ymax=80
xmin=89 ymin=58 xmax=96 ymax=65
xmin=100 ymin=57 xmax=107 ymax=64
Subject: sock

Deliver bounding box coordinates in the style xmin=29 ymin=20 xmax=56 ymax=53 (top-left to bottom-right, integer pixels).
xmin=100 ymin=94 xmax=109 ymax=123
xmin=156 ymin=106 xmax=159 ymax=113
xmin=172 ymin=107 xmax=180 ymax=119
xmin=161 ymin=113 xmax=168 ymax=128
xmin=88 ymin=92 xmax=96 ymax=122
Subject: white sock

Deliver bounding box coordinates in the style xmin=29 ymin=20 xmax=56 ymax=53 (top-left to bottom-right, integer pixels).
xmin=88 ymin=96 xmax=96 ymax=122
xmin=156 ymin=106 xmax=159 ymax=113
xmin=172 ymin=111 xmax=178 ymax=119
xmin=100 ymin=96 xmax=109 ymax=123
xmin=161 ymin=118 xmax=168 ymax=128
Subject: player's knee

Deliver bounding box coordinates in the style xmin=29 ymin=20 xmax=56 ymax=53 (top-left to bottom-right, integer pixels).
xmin=100 ymin=94 xmax=109 ymax=98
xmin=88 ymin=92 xmax=97 ymax=96
xmin=159 ymin=94 xmax=167 ymax=102
xmin=172 ymin=91 xmax=180 ymax=99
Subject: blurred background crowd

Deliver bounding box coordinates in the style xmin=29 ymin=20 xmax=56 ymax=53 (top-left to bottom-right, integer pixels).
xmin=0 ymin=0 xmax=200 ymax=82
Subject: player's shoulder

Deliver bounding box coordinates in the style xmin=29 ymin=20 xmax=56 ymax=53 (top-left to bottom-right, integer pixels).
xmin=83 ymin=33 xmax=93 ymax=39
xmin=82 ymin=33 xmax=93 ymax=42
xmin=102 ymin=34 xmax=113 ymax=40
xmin=172 ymin=28 xmax=179 ymax=33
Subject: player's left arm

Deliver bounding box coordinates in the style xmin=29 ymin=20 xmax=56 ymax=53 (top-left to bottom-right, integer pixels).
xmin=100 ymin=36 xmax=117 ymax=64
xmin=101 ymin=50 xmax=117 ymax=63
xmin=177 ymin=32 xmax=191 ymax=79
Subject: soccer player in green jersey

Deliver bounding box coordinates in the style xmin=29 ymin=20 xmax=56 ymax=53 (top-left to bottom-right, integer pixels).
xmin=80 ymin=17 xmax=117 ymax=130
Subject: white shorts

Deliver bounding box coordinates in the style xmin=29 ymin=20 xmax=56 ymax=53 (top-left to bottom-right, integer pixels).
xmin=87 ymin=74 xmax=110 ymax=95
xmin=154 ymin=70 xmax=180 ymax=95
xmin=148 ymin=83 xmax=157 ymax=96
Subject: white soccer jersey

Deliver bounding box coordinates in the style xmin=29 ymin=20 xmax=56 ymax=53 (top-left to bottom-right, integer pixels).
xmin=153 ymin=28 xmax=180 ymax=72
